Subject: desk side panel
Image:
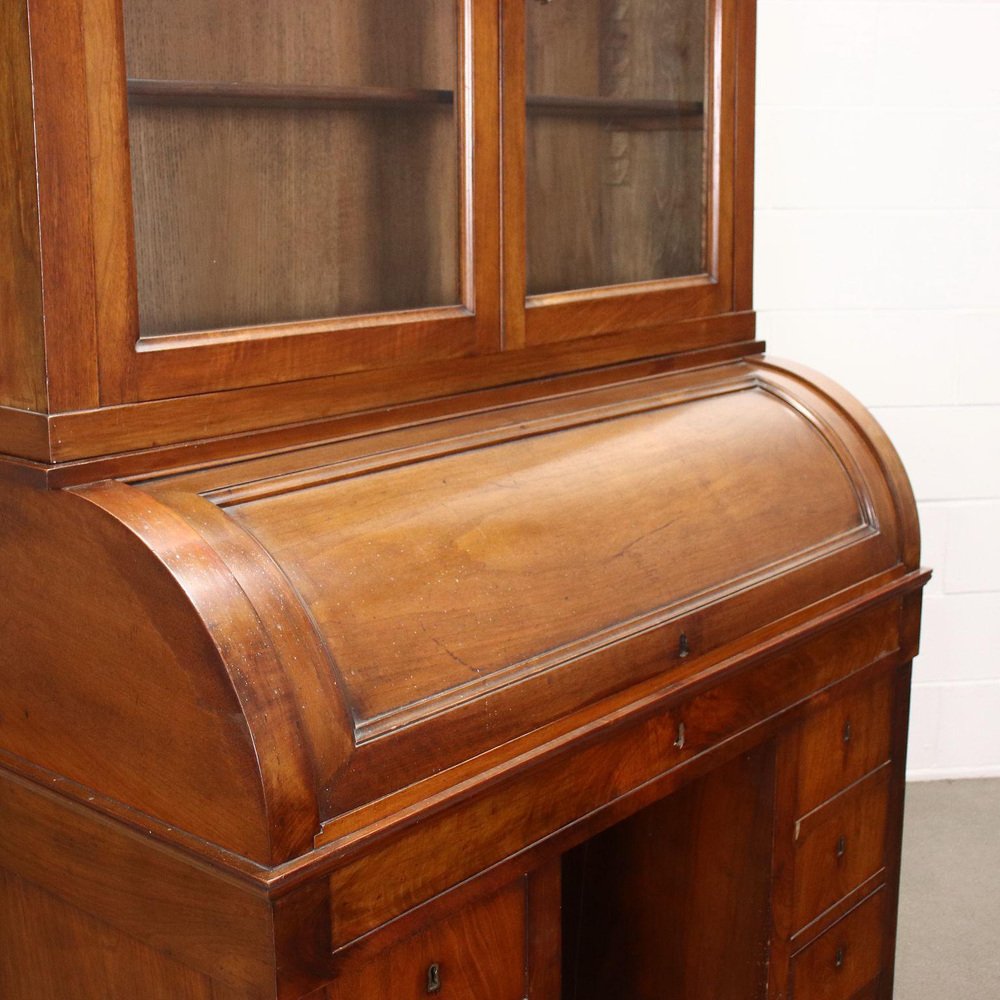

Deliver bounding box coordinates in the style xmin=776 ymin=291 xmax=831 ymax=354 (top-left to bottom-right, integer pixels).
xmin=0 ymin=478 xmax=279 ymax=861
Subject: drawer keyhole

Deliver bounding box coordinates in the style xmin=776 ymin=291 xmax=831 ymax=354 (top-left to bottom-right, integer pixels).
xmin=426 ymin=962 xmax=441 ymax=994
xmin=834 ymin=946 xmax=846 ymax=970
xmin=842 ymin=719 xmax=853 ymax=744
xmin=835 ymin=835 xmax=848 ymax=860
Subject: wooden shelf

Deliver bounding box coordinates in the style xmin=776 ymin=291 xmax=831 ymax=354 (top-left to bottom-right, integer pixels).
xmin=127 ymin=79 xmax=455 ymax=112
xmin=127 ymin=79 xmax=703 ymax=127
xmin=527 ymin=93 xmax=703 ymax=124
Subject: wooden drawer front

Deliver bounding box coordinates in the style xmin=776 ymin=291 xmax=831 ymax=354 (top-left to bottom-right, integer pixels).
xmin=790 ymin=889 xmax=886 ymax=1000
xmin=328 ymin=882 xmax=526 ymax=1000
xmin=797 ymin=677 xmax=893 ymax=815
xmin=792 ymin=767 xmax=891 ymax=931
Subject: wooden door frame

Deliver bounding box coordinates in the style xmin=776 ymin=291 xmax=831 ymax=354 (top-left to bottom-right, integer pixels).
xmin=501 ymin=0 xmax=754 ymax=347
xmin=27 ymin=0 xmax=502 ymax=405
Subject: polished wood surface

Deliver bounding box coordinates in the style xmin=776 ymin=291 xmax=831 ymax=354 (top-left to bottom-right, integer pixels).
xmin=563 ymin=746 xmax=773 ymax=1000
xmin=0 ymin=767 xmax=274 ymax=993
xmin=0 ymin=0 xmax=45 ymax=413
xmin=6 ymin=321 xmax=760 ymax=466
xmin=15 ymin=0 xmax=102 ymax=412
xmin=315 ymin=883 xmax=525 ymax=1000
xmin=117 ymin=360 xmax=918 ymax=822
xmin=789 ymin=889 xmax=888 ymax=1000
xmin=797 ymin=676 xmax=894 ymax=815
xmin=0 ymin=2 xmax=927 ymax=997
xmin=219 ymin=385 xmax=862 ymax=727
xmin=0 ymin=870 xmax=254 ymax=1000
xmin=0 ymin=0 xmax=754 ymax=446
xmin=0 ymin=478 xmax=280 ymax=862
xmin=792 ymin=766 xmax=891 ymax=931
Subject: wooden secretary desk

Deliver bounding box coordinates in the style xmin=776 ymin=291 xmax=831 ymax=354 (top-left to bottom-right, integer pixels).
xmin=0 ymin=2 xmax=928 ymax=998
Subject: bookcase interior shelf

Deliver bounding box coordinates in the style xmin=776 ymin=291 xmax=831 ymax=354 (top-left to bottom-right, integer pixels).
xmin=127 ymin=78 xmax=704 ymax=128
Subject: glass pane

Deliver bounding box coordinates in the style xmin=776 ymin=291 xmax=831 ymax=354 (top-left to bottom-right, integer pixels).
xmin=526 ymin=0 xmax=709 ymax=296
xmin=122 ymin=0 xmax=460 ymax=338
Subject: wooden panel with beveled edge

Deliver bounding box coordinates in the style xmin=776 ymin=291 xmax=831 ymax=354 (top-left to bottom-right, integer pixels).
xmin=0 ymin=765 xmax=274 ymax=996
xmin=216 ymin=385 xmax=869 ymax=732
xmin=791 ymin=765 xmax=891 ymax=932
xmin=789 ymin=889 xmax=887 ymax=1000
xmin=0 ymin=868 xmax=258 ymax=1000
xmin=316 ymin=881 xmax=525 ymax=1000
xmin=796 ymin=677 xmax=894 ymax=817
xmin=132 ymin=359 xmax=916 ymax=819
xmin=0 ymin=475 xmax=322 ymax=865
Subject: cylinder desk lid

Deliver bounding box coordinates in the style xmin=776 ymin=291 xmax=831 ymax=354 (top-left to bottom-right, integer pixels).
xmin=0 ymin=358 xmax=920 ymax=864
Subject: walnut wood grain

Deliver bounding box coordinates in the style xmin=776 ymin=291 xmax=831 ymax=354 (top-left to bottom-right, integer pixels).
xmin=1 ymin=0 xmax=757 ymax=431
xmin=70 ymin=0 xmax=502 ymax=403
xmin=20 ymin=0 xmax=102 ymax=411
xmin=0 ymin=869 xmax=257 ymax=1000
xmin=789 ymin=889 xmax=887 ymax=1000
xmin=318 ymin=608 xmax=905 ymax=947
xmin=0 ymin=5 xmax=929 ymax=999
xmin=796 ymin=677 xmax=894 ymax=816
xmin=792 ymin=766 xmax=891 ymax=932
xmin=0 ymin=768 xmax=274 ymax=994
xmin=0 ymin=0 xmax=45 ymax=413
xmin=316 ymin=883 xmax=526 ymax=1000
xmin=562 ymin=745 xmax=774 ymax=1000
xmin=0 ymin=475 xmax=330 ymax=864
xmin=9 ymin=338 xmax=756 ymax=477
xmin=128 ymin=361 xmax=916 ymax=819
xmin=217 ymin=387 xmax=867 ymax=729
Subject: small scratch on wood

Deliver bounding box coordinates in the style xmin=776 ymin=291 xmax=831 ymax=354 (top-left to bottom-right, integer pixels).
xmin=420 ymin=622 xmax=472 ymax=671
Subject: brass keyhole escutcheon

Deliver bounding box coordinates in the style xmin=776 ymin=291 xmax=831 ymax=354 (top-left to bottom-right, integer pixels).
xmin=426 ymin=962 xmax=442 ymax=994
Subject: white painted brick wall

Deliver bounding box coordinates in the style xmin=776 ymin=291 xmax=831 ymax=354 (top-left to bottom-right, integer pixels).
xmin=755 ymin=0 xmax=1000 ymax=779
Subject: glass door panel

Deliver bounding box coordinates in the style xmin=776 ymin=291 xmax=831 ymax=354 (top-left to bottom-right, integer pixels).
xmin=525 ymin=0 xmax=709 ymax=296
xmin=122 ymin=0 xmax=461 ymax=338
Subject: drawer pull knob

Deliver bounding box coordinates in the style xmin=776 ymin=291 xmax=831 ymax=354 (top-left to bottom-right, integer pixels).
xmin=835 ymin=835 xmax=847 ymax=859
xmin=426 ymin=962 xmax=442 ymax=994
xmin=834 ymin=946 xmax=846 ymax=970
xmin=678 ymin=632 xmax=690 ymax=659
xmin=842 ymin=720 xmax=853 ymax=744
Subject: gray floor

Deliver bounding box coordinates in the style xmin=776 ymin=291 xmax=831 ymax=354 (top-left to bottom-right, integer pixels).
xmin=895 ymin=779 xmax=1000 ymax=999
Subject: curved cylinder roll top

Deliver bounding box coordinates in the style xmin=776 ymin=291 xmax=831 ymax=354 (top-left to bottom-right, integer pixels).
xmin=0 ymin=359 xmax=920 ymax=864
